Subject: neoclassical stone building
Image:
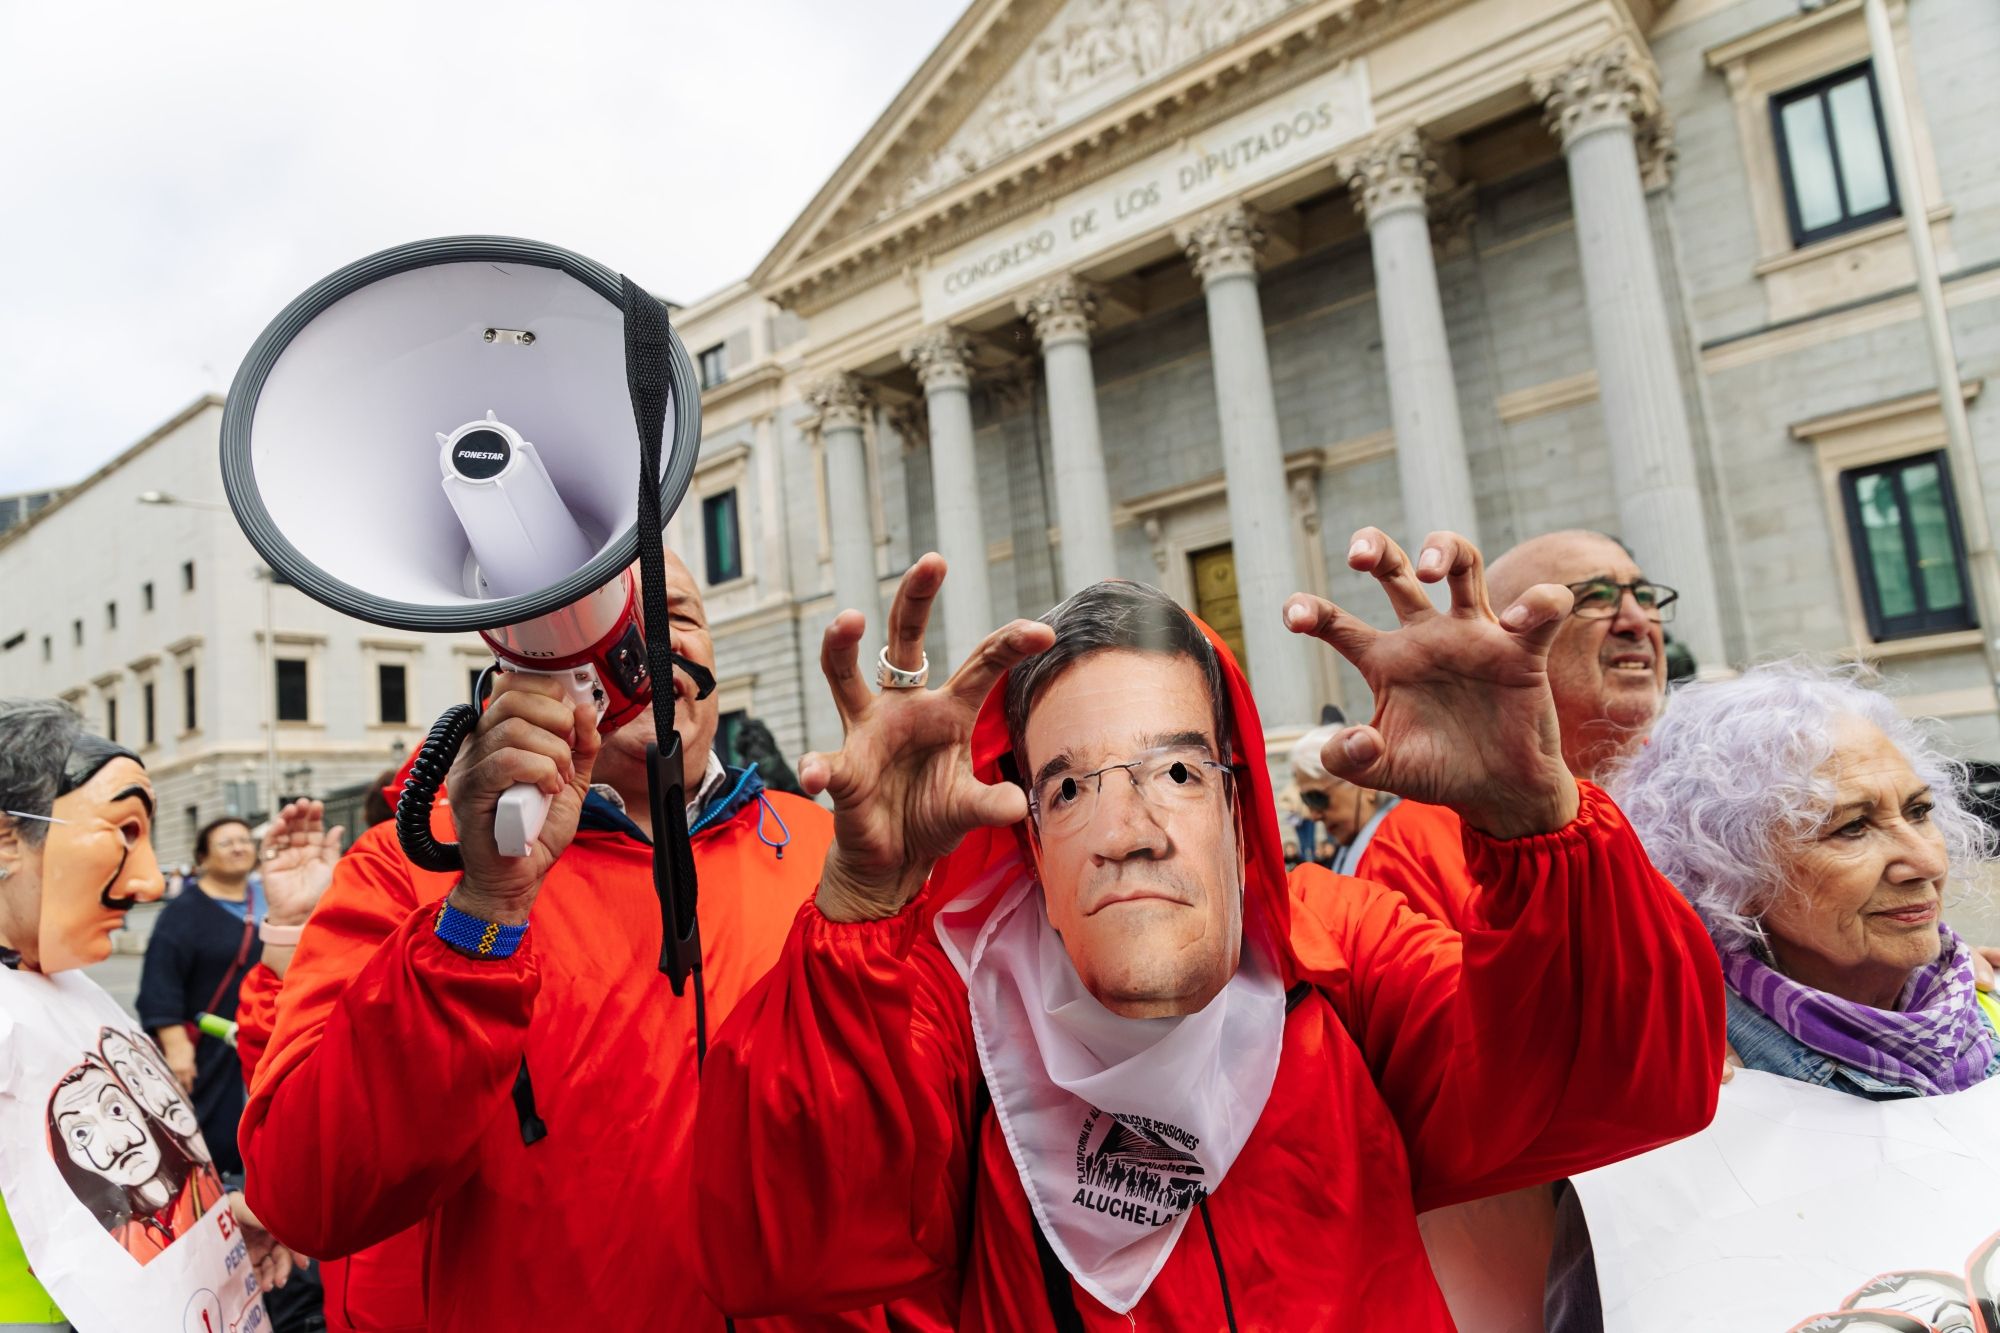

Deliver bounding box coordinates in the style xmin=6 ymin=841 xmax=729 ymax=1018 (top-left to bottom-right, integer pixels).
xmin=674 ymin=0 xmax=2000 ymax=766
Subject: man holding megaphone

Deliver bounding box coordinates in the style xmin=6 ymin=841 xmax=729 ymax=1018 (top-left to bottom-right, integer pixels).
xmin=239 ymin=549 xmax=940 ymax=1332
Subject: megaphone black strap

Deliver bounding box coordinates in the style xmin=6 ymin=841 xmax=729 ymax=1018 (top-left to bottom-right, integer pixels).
xmin=621 ymin=277 xmax=706 ymax=1008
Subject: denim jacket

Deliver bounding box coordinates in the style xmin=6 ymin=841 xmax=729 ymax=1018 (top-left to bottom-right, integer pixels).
xmin=1725 ymin=984 xmax=2000 ymax=1100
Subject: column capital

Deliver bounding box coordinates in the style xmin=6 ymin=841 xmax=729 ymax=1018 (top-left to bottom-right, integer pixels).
xmin=1176 ymin=203 xmax=1267 ymax=287
xmin=1343 ymin=129 xmax=1454 ymax=223
xmin=803 ymin=372 xmax=871 ymax=433
xmin=902 ymin=329 xmax=974 ymax=394
xmin=1017 ymin=275 xmax=1100 ymax=347
xmin=1534 ymin=40 xmax=1664 ymax=150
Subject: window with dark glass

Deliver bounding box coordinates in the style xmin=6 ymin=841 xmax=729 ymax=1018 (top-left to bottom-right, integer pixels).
xmin=1772 ymin=63 xmax=1899 ymax=247
xmin=183 ymin=665 xmax=197 ymax=732
xmin=1841 ymin=451 xmax=1975 ymax=640
xmin=41 ymin=636 xmax=50 ymax=662
xmin=698 ymin=343 xmax=728 ymax=389
xmin=468 ymin=666 xmax=490 ymax=706
xmin=143 ymin=581 xmax=155 ymax=611
xmin=703 ymin=489 xmax=742 ymax=585
xmin=71 ymin=619 xmax=81 ymax=646
xmin=105 ymin=697 xmax=118 ymax=743
xmin=143 ymin=681 xmax=156 ymax=746
xmin=182 ymin=560 xmax=195 ymax=592
xmin=378 ymin=662 xmax=409 ymax=725
xmin=276 ymin=658 xmax=310 ymax=722
xmin=106 ymin=601 xmax=117 ymax=630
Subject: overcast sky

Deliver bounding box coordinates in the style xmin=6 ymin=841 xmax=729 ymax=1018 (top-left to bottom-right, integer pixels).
xmin=0 ymin=0 xmax=961 ymax=494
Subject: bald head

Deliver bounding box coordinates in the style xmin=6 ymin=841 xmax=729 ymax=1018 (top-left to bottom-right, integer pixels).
xmin=1486 ymin=531 xmax=1632 ymax=609
xmin=1488 ymin=529 xmax=1664 ymax=780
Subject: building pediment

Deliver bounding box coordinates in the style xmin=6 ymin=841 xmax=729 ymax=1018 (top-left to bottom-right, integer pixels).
xmin=756 ymin=0 xmax=1429 ymax=313
xmin=879 ymin=0 xmax=1314 ymax=223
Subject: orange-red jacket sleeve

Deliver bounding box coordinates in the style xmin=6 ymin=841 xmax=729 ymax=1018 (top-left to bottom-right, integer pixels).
xmin=1295 ymin=782 xmax=1724 ymax=1212
xmin=235 ymin=962 xmax=282 ymax=1085
xmin=686 ymin=901 xmax=977 ymax=1317
xmin=240 ymin=829 xmax=537 ymax=1258
xmin=1352 ymin=798 xmax=1478 ymax=927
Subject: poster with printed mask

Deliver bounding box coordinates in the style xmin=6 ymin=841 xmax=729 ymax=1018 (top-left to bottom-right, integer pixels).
xmin=1569 ymin=1068 xmax=2000 ymax=1332
xmin=0 ymin=967 xmax=268 ymax=1332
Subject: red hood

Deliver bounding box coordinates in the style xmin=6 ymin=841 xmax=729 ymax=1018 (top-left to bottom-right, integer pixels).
xmin=922 ymin=616 xmax=1296 ymax=983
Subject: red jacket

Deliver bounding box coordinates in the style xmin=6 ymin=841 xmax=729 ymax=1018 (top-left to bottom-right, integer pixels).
xmin=685 ymin=633 xmax=1725 ymax=1330
xmin=1355 ymin=797 xmax=1483 ymax=928
xmin=239 ymin=960 xmax=428 ymax=1333
xmin=241 ymin=773 xmax=947 ymax=1332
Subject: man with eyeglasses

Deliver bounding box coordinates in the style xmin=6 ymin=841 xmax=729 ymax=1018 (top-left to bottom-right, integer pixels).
xmin=681 ymin=530 xmax=1723 ymax=1330
xmin=1349 ymin=529 xmax=1679 ymax=1333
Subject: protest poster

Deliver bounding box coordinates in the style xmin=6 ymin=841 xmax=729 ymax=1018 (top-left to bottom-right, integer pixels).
xmin=1571 ymin=1068 xmax=2000 ymax=1332
xmin=0 ymin=967 xmax=268 ymax=1332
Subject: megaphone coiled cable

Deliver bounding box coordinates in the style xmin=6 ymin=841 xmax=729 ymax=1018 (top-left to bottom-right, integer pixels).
xmin=396 ymin=700 xmax=481 ymax=874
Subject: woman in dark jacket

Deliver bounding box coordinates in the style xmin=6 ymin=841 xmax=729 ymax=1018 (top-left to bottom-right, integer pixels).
xmin=137 ymin=816 xmax=263 ymax=1176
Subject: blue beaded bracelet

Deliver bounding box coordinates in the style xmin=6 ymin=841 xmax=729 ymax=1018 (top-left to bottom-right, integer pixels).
xmin=433 ymin=898 xmax=527 ymax=959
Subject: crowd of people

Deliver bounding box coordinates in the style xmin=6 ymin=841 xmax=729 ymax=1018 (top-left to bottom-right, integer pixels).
xmin=0 ymin=522 xmax=1995 ymax=1331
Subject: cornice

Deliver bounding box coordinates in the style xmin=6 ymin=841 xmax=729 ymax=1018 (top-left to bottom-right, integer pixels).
xmin=765 ymin=0 xmax=1463 ymax=315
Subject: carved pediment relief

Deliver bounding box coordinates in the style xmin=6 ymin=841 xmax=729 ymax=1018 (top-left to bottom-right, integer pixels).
xmin=875 ymin=0 xmax=1307 ymax=222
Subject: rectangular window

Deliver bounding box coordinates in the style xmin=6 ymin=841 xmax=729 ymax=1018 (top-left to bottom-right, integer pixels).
xmin=276 ymin=658 xmax=310 ymax=722
xmin=703 ymin=489 xmax=742 ymax=585
xmin=143 ymin=682 xmax=156 ymax=746
xmin=71 ymin=619 xmax=82 ymax=646
xmin=468 ymin=666 xmax=490 ymax=706
xmin=105 ymin=601 xmax=117 ymax=630
xmin=1841 ymin=451 xmax=1976 ymax=640
xmin=181 ymin=560 xmax=195 ymax=592
xmin=105 ymin=697 xmax=118 ymax=744
xmin=142 ymin=582 xmax=155 ymax=612
xmin=182 ymin=665 xmax=197 ymax=732
xmin=698 ymin=343 xmax=728 ymax=389
xmin=1773 ymin=63 xmax=1899 ymax=247
xmin=378 ymin=662 xmax=409 ymax=725
xmin=41 ymin=636 xmax=50 ymax=662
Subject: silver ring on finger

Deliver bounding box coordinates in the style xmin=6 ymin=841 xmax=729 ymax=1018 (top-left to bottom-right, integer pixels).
xmin=875 ymin=645 xmax=930 ymax=690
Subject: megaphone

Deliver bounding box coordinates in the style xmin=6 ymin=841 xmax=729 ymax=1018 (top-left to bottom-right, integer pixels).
xmin=219 ymin=236 xmax=710 ymax=987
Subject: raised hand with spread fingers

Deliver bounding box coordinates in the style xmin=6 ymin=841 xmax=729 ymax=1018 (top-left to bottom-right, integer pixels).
xmin=807 ymin=552 xmax=1056 ymax=923
xmin=1282 ymin=527 xmax=1580 ymax=840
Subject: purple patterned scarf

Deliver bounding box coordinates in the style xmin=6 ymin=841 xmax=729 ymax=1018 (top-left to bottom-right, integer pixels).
xmin=1723 ymin=925 xmax=1994 ymax=1095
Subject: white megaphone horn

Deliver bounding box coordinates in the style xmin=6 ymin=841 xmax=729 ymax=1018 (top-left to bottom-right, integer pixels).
xmin=219 ymin=236 xmax=711 ymax=987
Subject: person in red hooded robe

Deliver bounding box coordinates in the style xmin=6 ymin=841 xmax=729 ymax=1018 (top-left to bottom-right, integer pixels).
xmin=682 ymin=528 xmax=1726 ymax=1329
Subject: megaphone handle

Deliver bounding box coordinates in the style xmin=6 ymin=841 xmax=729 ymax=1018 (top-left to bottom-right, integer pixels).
xmin=492 ymin=668 xmax=603 ymax=858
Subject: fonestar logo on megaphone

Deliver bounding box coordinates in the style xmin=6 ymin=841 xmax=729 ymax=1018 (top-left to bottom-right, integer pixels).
xmin=217 ymin=237 xmax=706 ymax=862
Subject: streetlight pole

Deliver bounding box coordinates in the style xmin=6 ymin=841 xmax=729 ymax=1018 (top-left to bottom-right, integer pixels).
xmin=1863 ymin=0 xmax=2000 ymax=693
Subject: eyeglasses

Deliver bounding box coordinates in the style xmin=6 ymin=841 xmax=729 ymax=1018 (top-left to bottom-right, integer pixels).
xmin=1565 ymin=579 xmax=1678 ymax=623
xmin=3 ymin=811 xmax=143 ymax=851
xmin=1027 ymin=746 xmax=1234 ymax=835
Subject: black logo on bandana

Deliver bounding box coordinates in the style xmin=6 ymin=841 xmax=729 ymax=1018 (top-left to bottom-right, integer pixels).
xmin=1071 ymin=1106 xmax=1205 ymax=1228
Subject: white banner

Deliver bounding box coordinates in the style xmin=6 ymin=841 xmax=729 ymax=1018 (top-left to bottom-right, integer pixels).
xmin=0 ymin=968 xmax=268 ymax=1333
xmin=1571 ymin=1068 xmax=2000 ymax=1332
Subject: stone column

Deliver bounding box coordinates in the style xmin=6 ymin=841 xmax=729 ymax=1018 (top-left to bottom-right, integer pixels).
xmin=903 ymin=329 xmax=994 ymax=668
xmin=1018 ymin=276 xmax=1119 ymax=593
xmin=1174 ymin=203 xmax=1315 ymax=731
xmin=1537 ymin=43 xmax=1727 ymax=667
xmin=804 ymin=373 xmax=882 ymax=662
xmin=1345 ymin=129 xmax=1481 ymax=544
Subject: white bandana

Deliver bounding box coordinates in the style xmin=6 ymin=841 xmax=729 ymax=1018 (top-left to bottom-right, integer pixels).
xmin=935 ymin=867 xmax=1285 ymax=1314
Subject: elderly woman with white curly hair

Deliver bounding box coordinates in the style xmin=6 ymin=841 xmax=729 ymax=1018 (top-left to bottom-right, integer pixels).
xmin=1545 ymin=660 xmax=2000 ymax=1332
